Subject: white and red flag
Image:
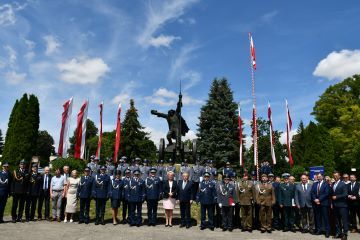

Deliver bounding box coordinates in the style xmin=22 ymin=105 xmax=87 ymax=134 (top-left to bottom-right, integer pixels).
xmin=74 ymin=100 xmax=89 ymax=159
xmin=95 ymin=102 xmax=103 ymax=158
xmin=249 ymin=32 xmax=256 ymax=70
xmin=286 ymin=99 xmax=294 ymax=166
xmin=252 ymin=103 xmax=258 ymax=166
xmin=113 ymin=103 xmax=122 ymax=163
xmin=58 ymin=97 xmax=73 ymax=157
xmin=268 ymin=102 xmax=277 ymax=165
xmin=238 ymin=104 xmax=243 ymax=166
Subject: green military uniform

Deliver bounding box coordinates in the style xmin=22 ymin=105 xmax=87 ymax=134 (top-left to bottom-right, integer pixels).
xmin=256 ymin=181 xmax=275 ymax=232
xmin=237 ymin=179 xmax=254 ymax=231
xmin=279 ymin=178 xmax=296 ymax=231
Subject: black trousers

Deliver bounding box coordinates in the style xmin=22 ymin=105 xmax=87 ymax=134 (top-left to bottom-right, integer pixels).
xmin=191 ymin=182 xmax=199 ymax=198
xmin=38 ymin=192 xmax=50 ymax=219
xmin=222 ymin=206 xmax=233 ymax=229
xmin=146 ymin=199 xmax=158 ymax=224
xmin=283 ymin=206 xmax=294 ymax=230
xmin=272 ymin=203 xmax=281 ymax=229
xmin=233 ymin=203 xmax=241 ymax=228
xmin=349 ymin=204 xmax=360 ymax=230
xmin=60 ymin=197 xmax=67 ymax=220
xmin=12 ymin=193 xmax=26 ymax=220
xmin=129 ymin=201 xmax=142 ymax=225
xmin=79 ymin=198 xmax=91 ymax=222
xmin=253 ymin=203 xmax=260 ymax=230
xmin=122 ymin=200 xmax=129 ymax=220
xmin=25 ymin=195 xmax=38 ymax=220
xmin=180 ymin=201 xmax=191 ymax=226
xmin=334 ymin=207 xmax=349 ymax=235
xmin=201 ymin=204 xmax=214 ymax=228
xmin=95 ymin=198 xmax=107 ymax=217
xmin=0 ymin=194 xmax=8 ymax=221
xmin=293 ymin=206 xmax=301 ymax=228
xmin=314 ymin=205 xmax=330 ymax=234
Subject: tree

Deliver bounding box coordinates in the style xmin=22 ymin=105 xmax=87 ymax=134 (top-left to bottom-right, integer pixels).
xmin=69 ymin=119 xmax=98 ymax=156
xmin=36 ymin=130 xmax=55 ymax=166
xmin=197 ymin=78 xmax=239 ymax=168
xmin=120 ymin=99 xmax=157 ymax=160
xmin=0 ymin=129 xmax=4 ymax=155
xmin=312 ymin=74 xmax=360 ymax=172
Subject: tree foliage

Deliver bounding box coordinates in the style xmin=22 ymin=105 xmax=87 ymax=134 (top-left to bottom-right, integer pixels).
xmin=0 ymin=129 xmax=4 ymax=155
xmin=36 ymin=130 xmax=55 ymax=166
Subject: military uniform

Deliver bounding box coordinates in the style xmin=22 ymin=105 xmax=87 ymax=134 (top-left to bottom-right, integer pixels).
xmin=87 ymin=160 xmax=100 ymax=177
xmin=190 ymin=162 xmax=204 ymax=197
xmin=139 ymin=160 xmax=150 ymax=181
xmin=178 ymin=161 xmax=192 ymax=181
xmin=145 ymin=168 xmax=162 ymax=226
xmin=217 ymin=176 xmax=237 ymax=231
xmin=11 ymin=161 xmax=29 ymax=222
xmin=91 ymin=167 xmax=110 ymax=225
xmin=237 ymin=179 xmax=254 ymax=231
xmin=256 ymin=181 xmax=275 ymax=232
xmin=163 ymin=159 xmax=176 ymax=181
xmin=0 ymin=162 xmax=11 ymax=223
xmin=197 ymin=172 xmax=217 ymax=230
xmin=77 ymin=169 xmax=93 ymax=224
xmin=25 ymin=166 xmax=42 ymax=221
xmin=279 ymin=179 xmax=296 ymax=231
xmin=127 ymin=170 xmax=145 ymax=226
xmin=155 ymin=160 xmax=164 ymax=180
xmin=122 ymin=169 xmax=132 ymax=223
xmin=222 ymin=162 xmax=234 ymax=177
xmin=116 ymin=159 xmax=129 ymax=177
xmin=105 ymin=158 xmax=115 ymax=177
xmin=203 ymin=161 xmax=217 ymax=181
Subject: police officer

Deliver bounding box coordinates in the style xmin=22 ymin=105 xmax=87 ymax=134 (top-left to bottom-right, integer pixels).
xmin=197 ymin=172 xmax=216 ymax=231
xmin=87 ymin=156 xmax=100 ymax=177
xmin=127 ymin=169 xmax=145 ymax=227
xmin=105 ymin=157 xmax=115 ymax=177
xmin=279 ymin=173 xmax=296 ymax=232
xmin=163 ymin=159 xmax=176 ymax=181
xmin=25 ymin=164 xmax=42 ymax=221
xmin=145 ymin=167 xmax=162 ymax=226
xmin=237 ymin=172 xmax=254 ymax=232
xmin=121 ymin=168 xmax=132 ymax=224
xmin=116 ymin=156 xmax=129 ymax=176
xmin=212 ymin=171 xmax=222 ymax=228
xmin=77 ymin=167 xmax=93 ymax=224
xmin=204 ymin=160 xmax=217 ymax=181
xmin=256 ymin=173 xmax=275 ymax=233
xmin=140 ymin=159 xmax=150 ymax=181
xmin=190 ymin=159 xmax=204 ymax=198
xmin=129 ymin=158 xmax=141 ymax=176
xmin=92 ymin=165 xmax=110 ymax=225
xmin=155 ymin=159 xmax=164 ymax=180
xmin=108 ymin=170 xmax=124 ymax=225
xmin=178 ymin=159 xmax=192 ymax=181
xmin=217 ymin=174 xmax=237 ymax=231
xmin=222 ymin=161 xmax=234 ymax=177
xmin=11 ymin=159 xmax=29 ymax=223
xmin=0 ymin=162 xmax=11 ymax=223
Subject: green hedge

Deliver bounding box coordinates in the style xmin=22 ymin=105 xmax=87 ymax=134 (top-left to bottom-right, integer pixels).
xmin=51 ymin=157 xmax=86 ymax=173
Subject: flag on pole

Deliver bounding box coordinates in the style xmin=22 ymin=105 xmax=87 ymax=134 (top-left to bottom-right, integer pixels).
xmin=95 ymin=102 xmax=103 ymax=158
xmin=249 ymin=32 xmax=256 ymax=70
xmin=74 ymin=100 xmax=89 ymax=159
xmin=113 ymin=103 xmax=122 ymax=163
xmin=286 ymin=99 xmax=294 ymax=166
xmin=238 ymin=104 xmax=243 ymax=166
xmin=252 ymin=103 xmax=257 ymax=166
xmin=58 ymin=97 xmax=73 ymax=157
xmin=268 ymin=102 xmax=277 ymax=165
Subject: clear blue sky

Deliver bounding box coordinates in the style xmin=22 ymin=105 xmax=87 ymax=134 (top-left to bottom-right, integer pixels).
xmin=1 ymin=0 xmax=359 ymax=150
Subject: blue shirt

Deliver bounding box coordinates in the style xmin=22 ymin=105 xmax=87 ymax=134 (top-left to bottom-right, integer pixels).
xmin=51 ymin=175 xmax=66 ymax=191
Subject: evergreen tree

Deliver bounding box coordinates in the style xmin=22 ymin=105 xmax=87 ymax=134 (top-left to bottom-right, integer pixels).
xmin=197 ymin=78 xmax=239 ymax=168
xmin=120 ymin=99 xmax=156 ymax=160
xmin=0 ymin=129 xmax=4 ymax=154
xmin=36 ymin=130 xmax=55 ymax=166
xmin=292 ymin=121 xmax=306 ymax=165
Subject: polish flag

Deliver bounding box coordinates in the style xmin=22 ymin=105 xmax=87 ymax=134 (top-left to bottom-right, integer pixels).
xmin=58 ymin=97 xmax=73 ymax=157
xmin=249 ymin=32 xmax=256 ymax=70
xmin=95 ymin=102 xmax=103 ymax=158
xmin=74 ymin=100 xmax=89 ymax=159
xmin=238 ymin=104 xmax=243 ymax=166
xmin=114 ymin=103 xmax=122 ymax=163
xmin=268 ymin=102 xmax=277 ymax=165
xmin=286 ymin=99 xmax=294 ymax=166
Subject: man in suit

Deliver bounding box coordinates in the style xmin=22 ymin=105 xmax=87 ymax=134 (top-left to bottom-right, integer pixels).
xmin=25 ymin=164 xmax=42 ymax=221
xmin=11 ymin=159 xmax=29 ymax=223
xmin=295 ymin=174 xmax=314 ymax=233
xmin=178 ymin=172 xmax=194 ymax=228
xmin=279 ymin=173 xmax=296 ymax=232
xmin=0 ymin=162 xmax=11 ymax=223
xmin=311 ymin=172 xmax=331 ymax=238
xmin=38 ymin=167 xmax=51 ymax=221
xmin=332 ymin=171 xmax=349 ymax=239
xmin=272 ymin=175 xmax=282 ymax=230
xmin=348 ymin=174 xmax=360 ymax=233
xmin=77 ymin=167 xmax=93 ymax=224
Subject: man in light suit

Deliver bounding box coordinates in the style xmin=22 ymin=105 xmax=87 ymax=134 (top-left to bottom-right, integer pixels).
xmin=295 ymin=174 xmax=314 ymax=233
xmin=311 ymin=172 xmax=331 ymax=238
xmin=177 ymin=172 xmax=194 ymax=228
xmin=332 ymin=171 xmax=349 ymax=240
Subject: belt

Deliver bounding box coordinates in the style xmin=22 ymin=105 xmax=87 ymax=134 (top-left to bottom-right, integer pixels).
xmin=52 ymin=189 xmax=63 ymax=192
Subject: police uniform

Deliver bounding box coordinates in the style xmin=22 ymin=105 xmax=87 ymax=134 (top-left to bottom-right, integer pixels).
xmin=116 ymin=157 xmax=129 ymax=176
xmin=127 ymin=170 xmax=145 ymax=226
xmin=163 ymin=159 xmax=176 ymax=181
xmin=217 ymin=175 xmax=237 ymax=231
xmin=155 ymin=160 xmax=164 ymax=180
xmin=222 ymin=162 xmax=234 ymax=177
xmin=0 ymin=162 xmax=11 ymax=223
xmin=139 ymin=159 xmax=151 ymax=181
xmin=129 ymin=158 xmax=141 ymax=177
xmin=145 ymin=168 xmax=162 ymax=226
xmin=279 ymin=173 xmax=296 ymax=231
xmin=122 ymin=168 xmax=132 ymax=223
xmin=105 ymin=158 xmax=115 ymax=177
xmin=77 ymin=167 xmax=93 ymax=224
xmin=204 ymin=160 xmax=217 ymax=181
xmin=178 ymin=160 xmax=192 ymax=181
xmin=87 ymin=157 xmax=100 ymax=177
xmin=11 ymin=160 xmax=29 ymax=222
xmin=190 ymin=161 xmax=204 ymax=197
xmin=108 ymin=171 xmax=124 ymax=210
xmin=237 ymin=177 xmax=254 ymax=231
xmin=91 ymin=166 xmax=110 ymax=225
xmin=25 ymin=164 xmax=42 ymax=221
xmin=197 ymin=172 xmax=216 ymax=230
xmin=256 ymin=174 xmax=275 ymax=232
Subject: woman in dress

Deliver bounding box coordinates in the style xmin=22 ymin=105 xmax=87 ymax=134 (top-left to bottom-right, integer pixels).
xmin=108 ymin=170 xmax=124 ymax=225
xmin=64 ymin=170 xmax=80 ymax=223
xmin=162 ymin=171 xmax=178 ymax=227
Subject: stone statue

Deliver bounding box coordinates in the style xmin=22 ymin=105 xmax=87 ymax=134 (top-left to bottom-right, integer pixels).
xmin=151 ymin=93 xmax=189 ymax=146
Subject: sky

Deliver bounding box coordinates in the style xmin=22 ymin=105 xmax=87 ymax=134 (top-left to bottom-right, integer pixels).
xmin=1 ymin=0 xmax=360 ymax=151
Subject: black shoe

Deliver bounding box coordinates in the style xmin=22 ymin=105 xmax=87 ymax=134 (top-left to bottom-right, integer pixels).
xmin=267 ymin=230 xmax=272 ymax=233
xmin=137 ymin=224 xmax=141 ymax=227
xmin=186 ymin=225 xmax=191 ymax=229
xmin=165 ymin=224 xmax=169 ymax=227
xmin=283 ymin=228 xmax=289 ymax=232
xmin=222 ymin=228 xmax=227 ymax=231
xmin=228 ymin=228 xmax=233 ymax=232
xmin=12 ymin=219 xmax=16 ymax=223
xmin=325 ymin=234 xmax=330 ymax=238
xmin=248 ymin=229 xmax=253 ymax=232
xmin=95 ymin=217 xmax=99 ymax=225
xmin=341 ymin=234 xmax=347 ymax=240
xmin=179 ymin=224 xmax=185 ymax=228
xmin=200 ymin=226 xmax=205 ymax=230
xmin=241 ymin=229 xmax=246 ymax=232
xmin=210 ymin=227 xmax=214 ymax=231
xmin=291 ymin=229 xmax=296 ymax=233
xmin=169 ymin=224 xmax=172 ymax=227
xmin=261 ymin=230 xmax=266 ymax=233
xmin=78 ymin=220 xmax=83 ymax=224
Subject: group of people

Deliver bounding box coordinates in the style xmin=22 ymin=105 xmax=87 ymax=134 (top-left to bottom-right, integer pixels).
xmin=0 ymin=156 xmax=359 ymax=240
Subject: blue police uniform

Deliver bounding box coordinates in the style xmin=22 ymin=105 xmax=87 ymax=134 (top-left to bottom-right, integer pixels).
xmin=196 ymin=174 xmax=217 ymax=230
xmin=108 ymin=177 xmax=124 ymax=209
xmin=0 ymin=165 xmax=11 ymax=223
xmin=91 ymin=171 xmax=110 ymax=225
xmin=145 ymin=170 xmax=162 ymax=225
xmin=163 ymin=164 xmax=176 ymax=181
xmin=127 ymin=173 xmax=145 ymax=226
xmin=122 ymin=171 xmax=132 ymax=223
xmin=77 ymin=173 xmax=93 ymax=224
xmin=87 ymin=161 xmax=100 ymax=177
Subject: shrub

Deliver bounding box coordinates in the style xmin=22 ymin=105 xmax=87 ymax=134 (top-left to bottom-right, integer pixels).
xmin=51 ymin=157 xmax=86 ymax=173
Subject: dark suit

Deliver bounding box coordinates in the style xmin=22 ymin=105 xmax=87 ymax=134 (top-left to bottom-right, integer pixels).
xmin=295 ymin=182 xmax=314 ymax=231
xmin=311 ymin=180 xmax=331 ymax=235
xmin=162 ymin=180 xmax=178 ymax=199
xmin=348 ymin=181 xmax=360 ymax=231
xmin=25 ymin=172 xmax=42 ymax=220
xmin=177 ymin=180 xmax=194 ymax=227
xmin=11 ymin=169 xmax=29 ymax=221
xmin=38 ymin=173 xmax=52 ymax=219
xmin=0 ymin=170 xmax=11 ymax=222
xmin=332 ymin=181 xmax=349 ymax=236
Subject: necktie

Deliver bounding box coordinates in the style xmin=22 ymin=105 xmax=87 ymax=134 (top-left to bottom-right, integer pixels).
xmin=183 ymin=181 xmax=186 ymax=190
xmin=43 ymin=175 xmax=47 ymax=189
xmin=303 ymin=184 xmax=306 ymax=192
xmin=351 ymin=183 xmax=354 ymax=191
xmin=317 ymin=182 xmax=321 ymax=195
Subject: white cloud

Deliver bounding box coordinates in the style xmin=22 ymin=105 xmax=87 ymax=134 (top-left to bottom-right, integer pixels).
xmin=280 ymin=129 xmax=297 ymax=145
xmin=313 ymin=49 xmax=360 ymax=80
xmin=43 ymin=35 xmax=61 ymax=55
xmin=111 ymin=80 xmax=141 ymax=105
xmin=24 ymin=38 xmax=35 ymax=60
xmin=148 ymin=34 xmax=181 ymax=48
xmin=0 ymin=4 xmax=16 ymax=26
xmin=145 ymin=87 xmax=203 ymax=106
xmin=144 ymin=126 xmax=166 ymax=147
xmin=4 ymin=71 xmax=26 ymax=84
xmin=4 ymin=45 xmax=16 ymax=66
xmin=137 ymin=0 xmax=199 ymax=47
xmin=57 ymin=57 xmax=110 ymax=84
